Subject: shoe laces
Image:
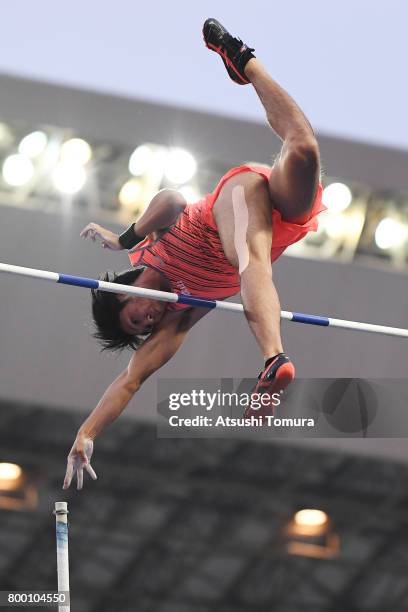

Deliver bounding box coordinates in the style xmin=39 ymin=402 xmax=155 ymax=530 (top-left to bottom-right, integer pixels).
xmin=235 ymin=37 xmax=255 ymax=54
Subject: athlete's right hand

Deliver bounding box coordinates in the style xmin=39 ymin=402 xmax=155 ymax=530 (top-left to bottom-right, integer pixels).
xmin=80 ymin=222 xmax=122 ymax=250
xmin=63 ymin=434 xmax=98 ymax=490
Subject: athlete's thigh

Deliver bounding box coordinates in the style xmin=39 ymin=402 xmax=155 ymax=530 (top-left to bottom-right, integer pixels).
xmin=213 ymin=172 xmax=273 ymax=268
xmin=269 ymin=140 xmax=320 ymax=223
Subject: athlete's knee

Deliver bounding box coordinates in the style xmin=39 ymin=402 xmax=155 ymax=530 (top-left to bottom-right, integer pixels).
xmin=286 ymin=132 xmax=320 ymax=173
xmin=273 ymin=133 xmax=320 ymax=222
xmin=243 ymin=249 xmax=272 ymax=277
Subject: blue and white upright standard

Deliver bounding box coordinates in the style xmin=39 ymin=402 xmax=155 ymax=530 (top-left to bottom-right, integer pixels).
xmin=54 ymin=502 xmax=70 ymax=612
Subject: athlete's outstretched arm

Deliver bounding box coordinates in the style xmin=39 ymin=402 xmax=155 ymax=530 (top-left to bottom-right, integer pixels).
xmin=63 ymin=307 xmax=208 ymax=490
xmin=79 ymin=189 xmax=186 ymax=250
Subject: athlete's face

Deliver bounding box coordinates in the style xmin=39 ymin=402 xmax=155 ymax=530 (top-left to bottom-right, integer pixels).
xmin=118 ymin=296 xmax=166 ymax=336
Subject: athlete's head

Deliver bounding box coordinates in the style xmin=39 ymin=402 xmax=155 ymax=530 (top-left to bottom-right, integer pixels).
xmin=91 ymin=268 xmax=166 ymax=351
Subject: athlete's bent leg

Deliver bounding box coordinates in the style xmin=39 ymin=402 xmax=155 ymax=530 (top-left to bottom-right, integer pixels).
xmin=203 ymin=18 xmax=320 ymax=224
xmin=245 ymin=59 xmax=320 ymax=224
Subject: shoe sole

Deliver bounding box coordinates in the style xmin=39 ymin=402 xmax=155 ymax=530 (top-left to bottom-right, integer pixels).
xmin=256 ymin=362 xmax=296 ymax=396
xmin=244 ymin=362 xmax=295 ymax=421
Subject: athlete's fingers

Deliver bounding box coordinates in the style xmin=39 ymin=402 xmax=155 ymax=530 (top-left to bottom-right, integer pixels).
xmin=76 ymin=467 xmax=84 ymax=490
xmin=80 ymin=223 xmax=96 ymax=237
xmin=63 ymin=458 xmax=75 ymax=490
xmin=84 ymin=439 xmax=94 ymax=461
xmin=81 ymin=229 xmax=95 ymax=240
xmin=85 ymin=463 xmax=98 ymax=480
xmin=63 ymin=470 xmax=73 ymax=490
xmin=80 ymin=223 xmax=102 ymax=240
xmin=80 ymin=451 xmax=89 ymax=463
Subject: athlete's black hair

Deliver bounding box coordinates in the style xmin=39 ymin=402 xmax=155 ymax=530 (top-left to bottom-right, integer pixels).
xmin=91 ymin=268 xmax=148 ymax=352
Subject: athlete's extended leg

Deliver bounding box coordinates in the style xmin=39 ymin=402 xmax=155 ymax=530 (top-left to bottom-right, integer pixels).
xmin=213 ymin=173 xmax=284 ymax=360
xmin=213 ymin=172 xmax=295 ymax=408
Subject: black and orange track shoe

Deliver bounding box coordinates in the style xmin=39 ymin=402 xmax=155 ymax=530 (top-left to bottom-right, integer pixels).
xmin=203 ymin=18 xmax=255 ymax=85
xmin=244 ymin=353 xmax=295 ymax=420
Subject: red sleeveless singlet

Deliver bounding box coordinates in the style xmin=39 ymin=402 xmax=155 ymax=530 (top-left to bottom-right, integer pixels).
xmin=128 ymin=164 xmax=326 ymax=311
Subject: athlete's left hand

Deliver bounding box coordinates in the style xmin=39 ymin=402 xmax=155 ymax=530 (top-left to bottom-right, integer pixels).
xmin=80 ymin=222 xmax=122 ymax=250
xmin=63 ymin=434 xmax=97 ymax=491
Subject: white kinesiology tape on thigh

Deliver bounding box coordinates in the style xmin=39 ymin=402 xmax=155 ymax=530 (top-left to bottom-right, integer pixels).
xmin=232 ymin=184 xmax=250 ymax=275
